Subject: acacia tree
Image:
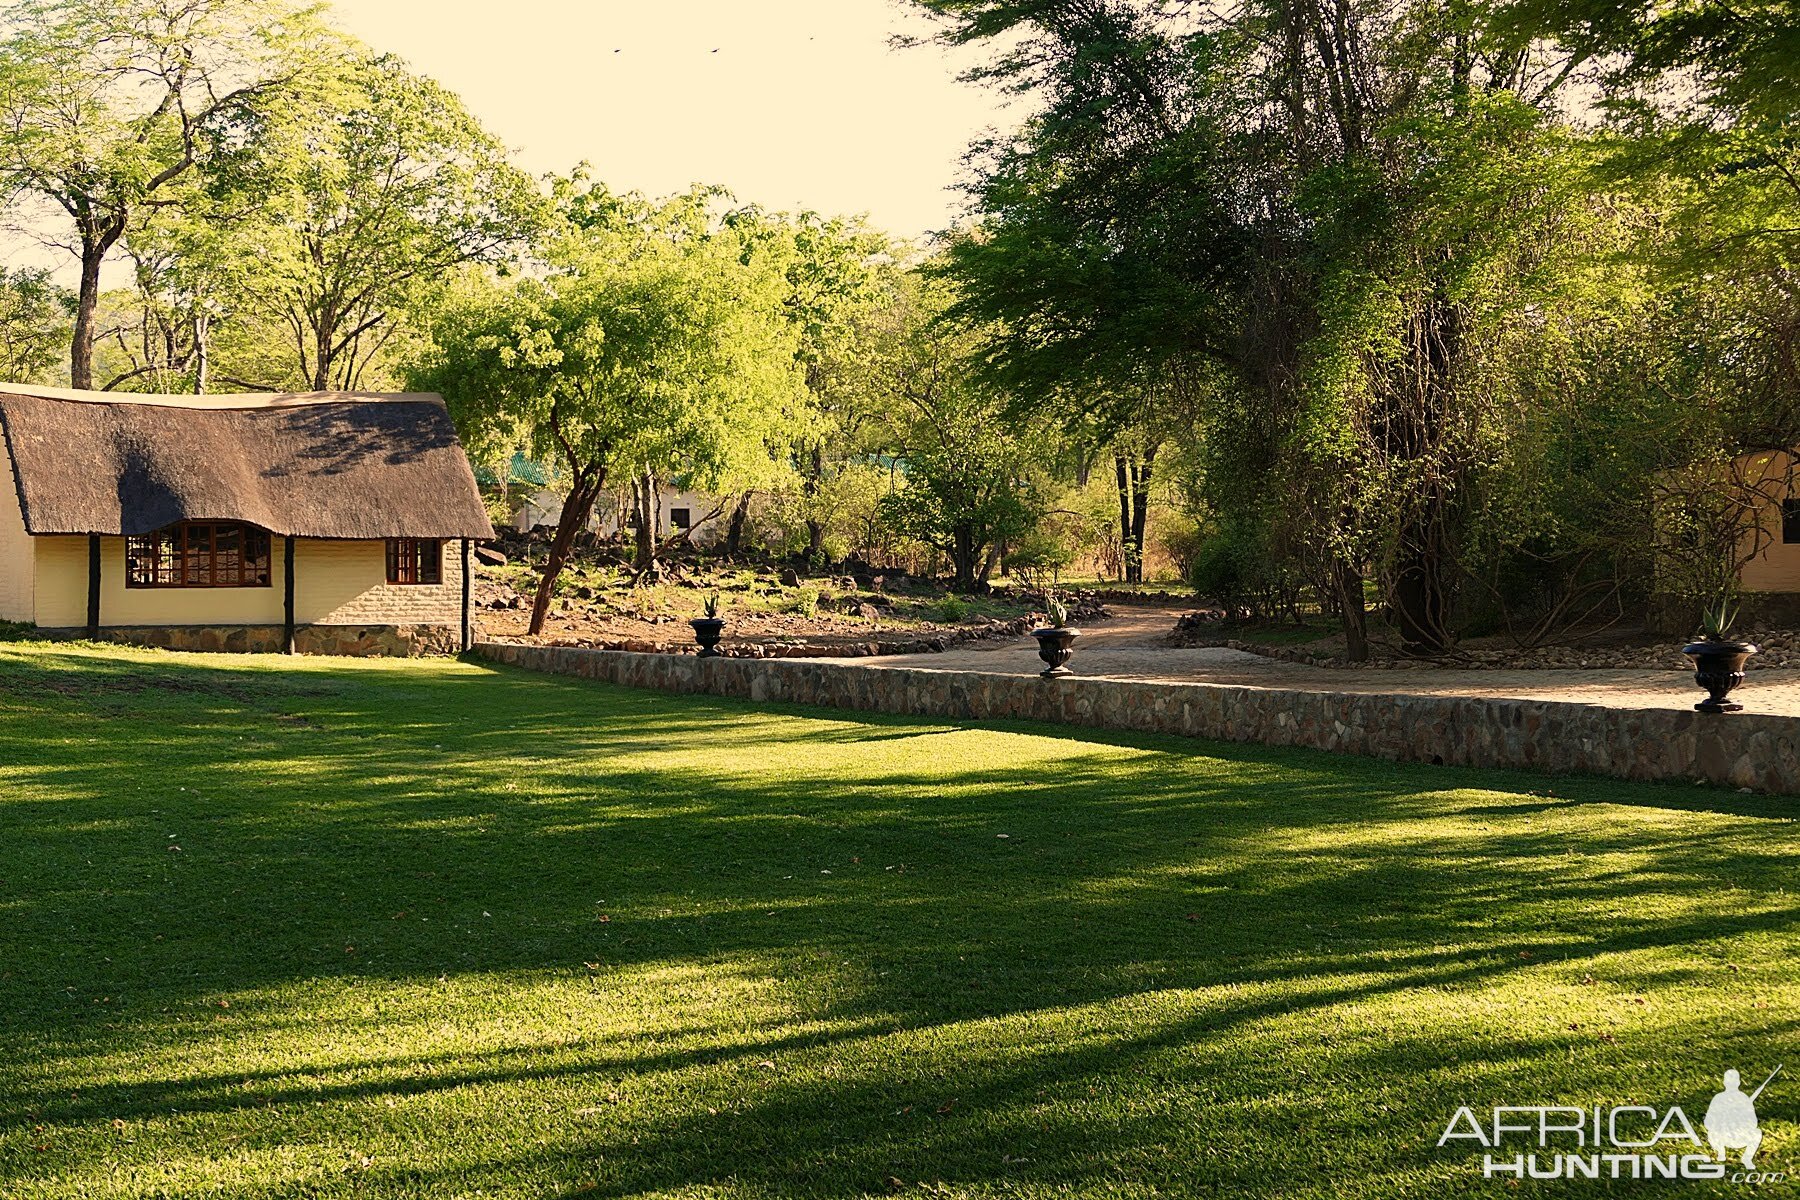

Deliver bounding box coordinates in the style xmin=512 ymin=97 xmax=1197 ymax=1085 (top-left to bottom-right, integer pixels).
xmin=91 ymin=195 xmax=246 ymax=392
xmin=0 ymin=0 xmax=330 ymax=388
xmin=413 ymin=183 xmax=802 ymax=634
xmin=236 ymin=52 xmax=542 ymax=391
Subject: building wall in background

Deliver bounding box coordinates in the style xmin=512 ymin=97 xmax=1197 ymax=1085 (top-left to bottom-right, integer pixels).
xmin=0 ymin=446 xmax=34 ymax=622
xmin=512 ymin=487 xmax=725 ymax=546
xmin=31 ymin=536 xmax=462 ymax=629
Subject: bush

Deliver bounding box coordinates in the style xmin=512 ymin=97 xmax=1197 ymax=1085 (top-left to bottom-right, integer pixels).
xmin=1003 ymin=529 xmax=1074 ymax=593
xmin=933 ymin=595 xmax=970 ymax=623
xmin=1188 ymin=522 xmax=1304 ymax=621
xmin=1188 ymin=528 xmax=1253 ymax=608
xmin=1159 ymin=520 xmax=1206 ymax=581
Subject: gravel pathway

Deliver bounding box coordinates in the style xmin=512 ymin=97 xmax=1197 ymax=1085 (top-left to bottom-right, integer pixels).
xmin=833 ymin=606 xmax=1800 ymax=716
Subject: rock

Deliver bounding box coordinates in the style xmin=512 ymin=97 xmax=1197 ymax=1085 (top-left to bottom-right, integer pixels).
xmin=856 ymin=602 xmax=881 ymax=620
xmin=779 ymin=567 xmax=802 ymax=587
xmin=474 ymin=545 xmax=508 ymax=567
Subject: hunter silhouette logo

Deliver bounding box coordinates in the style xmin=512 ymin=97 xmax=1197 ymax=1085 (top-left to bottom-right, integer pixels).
xmin=1707 ymin=1067 xmax=1779 ymax=1169
xmin=1438 ymin=1064 xmax=1785 ymax=1184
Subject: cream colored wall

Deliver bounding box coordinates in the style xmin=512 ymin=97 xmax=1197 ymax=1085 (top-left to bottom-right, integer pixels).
xmin=0 ymin=444 xmax=34 ymax=622
xmin=1738 ymin=450 xmax=1800 ymax=594
xmin=514 ymin=486 xmax=725 ymax=545
xmin=301 ymin=538 xmax=462 ymax=626
xmin=1743 ymin=530 xmax=1800 ymax=593
xmin=35 ymin=536 xmax=285 ymax=628
xmin=32 ymin=534 xmax=464 ymax=629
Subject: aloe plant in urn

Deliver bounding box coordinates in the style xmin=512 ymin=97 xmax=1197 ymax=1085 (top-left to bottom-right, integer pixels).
xmin=1032 ymin=593 xmax=1080 ymax=678
xmin=1683 ymin=599 xmax=1758 ymax=713
xmin=691 ymin=593 xmax=725 ymax=659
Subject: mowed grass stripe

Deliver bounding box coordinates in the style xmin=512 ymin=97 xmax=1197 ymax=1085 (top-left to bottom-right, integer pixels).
xmin=0 ymin=643 xmax=1792 ymax=1198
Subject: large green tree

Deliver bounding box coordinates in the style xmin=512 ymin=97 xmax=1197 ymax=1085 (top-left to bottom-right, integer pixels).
xmin=869 ymin=271 xmax=1042 ymax=592
xmin=917 ymin=0 xmax=1606 ymax=655
xmin=412 ymin=182 xmax=802 ymax=633
xmin=0 ymin=0 xmax=330 ymax=388
xmin=231 ymin=51 xmax=542 ymax=391
xmin=726 ymin=206 xmax=891 ymax=563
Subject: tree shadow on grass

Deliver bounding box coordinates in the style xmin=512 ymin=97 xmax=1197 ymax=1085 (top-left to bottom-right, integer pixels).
xmin=0 ymin=645 xmax=1794 ymax=1197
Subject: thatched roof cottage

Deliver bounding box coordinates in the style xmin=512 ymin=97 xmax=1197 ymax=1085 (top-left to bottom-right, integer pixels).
xmin=0 ymin=384 xmax=493 ymax=655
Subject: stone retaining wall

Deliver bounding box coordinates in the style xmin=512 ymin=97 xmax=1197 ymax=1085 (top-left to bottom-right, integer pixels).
xmin=48 ymin=623 xmax=460 ymax=657
xmin=475 ymin=642 xmax=1800 ymax=794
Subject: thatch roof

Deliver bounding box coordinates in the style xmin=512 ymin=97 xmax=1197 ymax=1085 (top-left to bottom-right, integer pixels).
xmin=0 ymin=385 xmax=494 ymax=540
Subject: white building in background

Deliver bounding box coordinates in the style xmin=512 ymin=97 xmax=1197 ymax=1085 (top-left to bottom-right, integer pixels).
xmin=510 ymin=486 xmax=727 ymax=546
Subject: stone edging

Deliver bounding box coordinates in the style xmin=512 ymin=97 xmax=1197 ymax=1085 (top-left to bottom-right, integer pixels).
xmin=483 ymin=615 xmax=1040 ymax=660
xmin=44 ymin=623 xmax=459 ymax=656
xmin=473 ymin=642 xmax=1800 ymax=795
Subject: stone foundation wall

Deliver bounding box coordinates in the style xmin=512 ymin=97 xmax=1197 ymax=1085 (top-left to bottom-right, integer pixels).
xmin=47 ymin=624 xmax=461 ymax=657
xmin=475 ymin=642 xmax=1800 ymax=794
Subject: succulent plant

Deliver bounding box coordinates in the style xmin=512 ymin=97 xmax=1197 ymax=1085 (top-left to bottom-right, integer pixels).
xmin=1699 ymin=598 xmax=1737 ymax=642
xmin=702 ymin=592 xmax=724 ymax=621
xmin=1046 ymin=595 xmax=1069 ymax=629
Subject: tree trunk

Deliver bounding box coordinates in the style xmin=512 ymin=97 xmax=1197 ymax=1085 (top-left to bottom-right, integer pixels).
xmin=1393 ymin=517 xmax=1451 ymax=657
xmin=192 ymin=313 xmax=210 ymax=394
xmin=1114 ymin=451 xmax=1156 ymax=584
xmin=528 ymin=473 xmax=603 ymax=635
xmin=1130 ymin=449 xmax=1156 ymax=584
xmin=71 ymin=241 xmax=108 ymax=390
xmin=311 ymin=316 xmax=333 ymax=391
xmin=1389 ymin=298 xmax=1460 ymax=657
xmin=951 ymin=527 xmax=978 ymax=593
xmin=978 ymin=541 xmax=1002 ymax=589
xmin=1114 ymin=456 xmax=1133 ymax=584
xmin=1335 ymin=560 xmax=1369 ymax=662
xmin=724 ymin=491 xmax=753 ymax=558
xmin=630 ymin=471 xmax=660 ymax=575
xmin=804 ymin=445 xmax=826 ymax=565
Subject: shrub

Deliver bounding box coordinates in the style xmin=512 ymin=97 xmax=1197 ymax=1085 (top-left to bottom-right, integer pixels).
xmin=1003 ymin=530 xmax=1074 ymax=593
xmin=933 ymin=595 xmax=970 ymax=623
xmin=1188 ymin=522 xmax=1304 ymax=621
xmin=1159 ymin=520 xmax=1206 ymax=581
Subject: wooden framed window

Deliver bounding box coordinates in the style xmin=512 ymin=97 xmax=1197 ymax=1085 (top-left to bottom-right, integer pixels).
xmin=386 ymin=538 xmax=443 ymax=585
xmin=670 ymin=507 xmax=691 ymax=531
xmin=1784 ymin=499 xmax=1800 ymax=545
xmin=126 ymin=522 xmax=272 ymax=589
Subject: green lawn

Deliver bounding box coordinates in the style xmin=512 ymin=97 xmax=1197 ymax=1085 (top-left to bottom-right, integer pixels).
xmin=0 ymin=644 xmax=1793 ymax=1199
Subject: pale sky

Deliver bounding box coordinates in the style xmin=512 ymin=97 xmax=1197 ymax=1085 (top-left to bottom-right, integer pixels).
xmin=3 ymin=0 xmax=1016 ymax=281
xmin=328 ymin=0 xmax=1017 ymax=240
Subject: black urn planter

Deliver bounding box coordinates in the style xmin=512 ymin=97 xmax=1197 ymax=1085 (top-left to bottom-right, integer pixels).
xmin=690 ymin=617 xmax=725 ymax=659
xmin=1681 ymin=638 xmax=1758 ymax=713
xmin=1032 ymin=627 xmax=1080 ymax=678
